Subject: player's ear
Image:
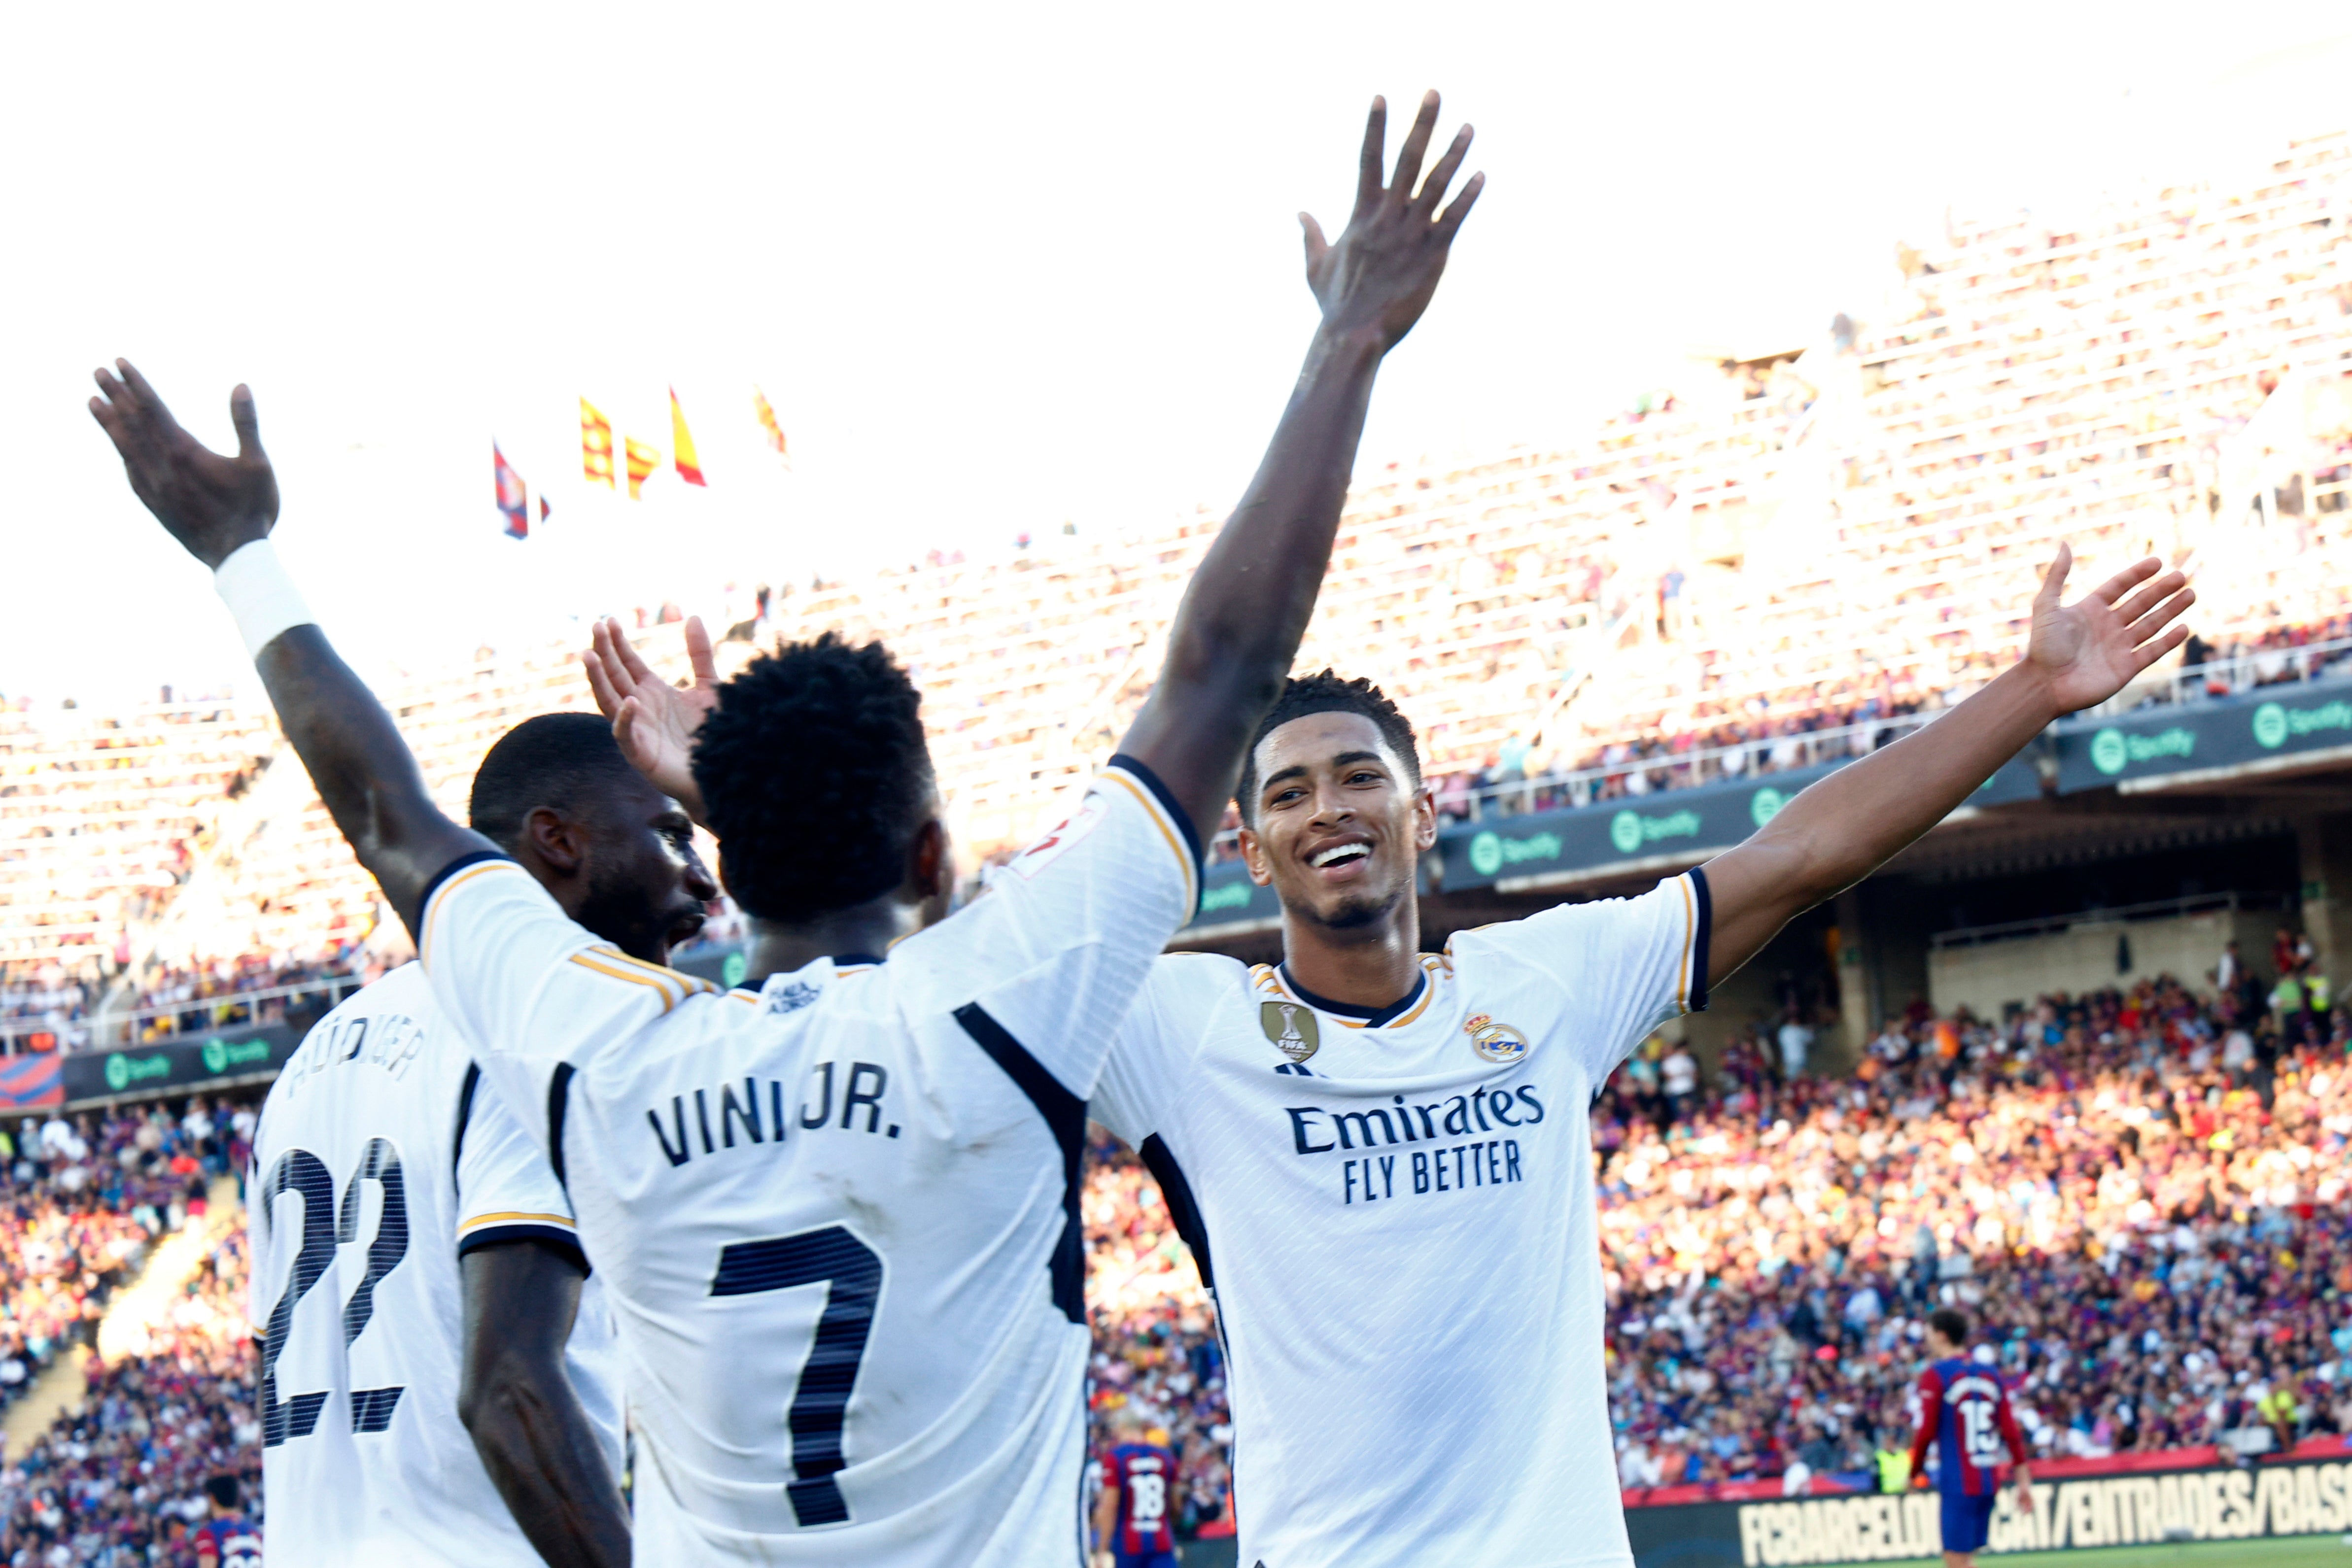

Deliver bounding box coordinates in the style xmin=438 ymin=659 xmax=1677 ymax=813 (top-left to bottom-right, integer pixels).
xmin=1411 ymin=781 xmax=1438 ymax=852
xmin=908 ymin=816 xmax=949 ymax=902
xmin=523 ymin=806 xmax=585 ymax=876
xmin=1238 ymin=821 xmax=1273 ymax=887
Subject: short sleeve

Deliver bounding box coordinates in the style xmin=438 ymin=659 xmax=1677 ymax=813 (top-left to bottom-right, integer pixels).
xmin=454 ymin=1065 xmax=585 ymax=1268
xmin=418 ymin=854 xmax=717 ymax=1161
xmin=1447 ymin=868 xmax=1710 ymax=1083
xmin=900 ymin=756 xmax=1202 ymax=1100
xmin=1089 ymin=955 xmax=1231 ymax=1148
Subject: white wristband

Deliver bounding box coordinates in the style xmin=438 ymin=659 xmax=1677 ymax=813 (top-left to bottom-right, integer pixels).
xmin=212 ymin=539 xmax=316 ymax=658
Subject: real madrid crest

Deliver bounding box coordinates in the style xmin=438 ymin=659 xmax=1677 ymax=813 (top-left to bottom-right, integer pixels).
xmin=1261 ymin=1000 xmax=1319 ymax=1064
xmin=1462 ymin=1011 xmax=1528 ymax=1065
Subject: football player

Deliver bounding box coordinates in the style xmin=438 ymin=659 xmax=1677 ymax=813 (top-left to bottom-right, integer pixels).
xmin=1089 ymin=546 xmax=2189 ymax=1567
xmin=1908 ymin=1307 xmax=2033 ymax=1568
xmin=94 ymin=86 xmax=1482 ymax=1565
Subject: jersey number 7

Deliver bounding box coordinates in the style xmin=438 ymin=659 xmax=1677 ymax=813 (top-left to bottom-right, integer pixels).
xmin=258 ymin=1141 xmax=410 ymax=1445
xmin=712 ymin=1226 xmax=884 ymax=1528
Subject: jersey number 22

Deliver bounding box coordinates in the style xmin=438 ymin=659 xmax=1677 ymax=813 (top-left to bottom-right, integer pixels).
xmin=259 ymin=1141 xmax=409 ymax=1445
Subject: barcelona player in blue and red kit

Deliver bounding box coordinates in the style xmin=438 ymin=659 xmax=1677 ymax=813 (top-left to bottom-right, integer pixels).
xmin=1093 ymin=1409 xmax=1182 ymax=1568
xmin=192 ymin=1474 xmax=261 ymax=1568
xmin=1906 ymin=1308 xmax=2033 ymax=1568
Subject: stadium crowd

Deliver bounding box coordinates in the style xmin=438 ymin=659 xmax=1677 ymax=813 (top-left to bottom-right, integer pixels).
xmin=1599 ymin=970 xmax=2352 ymax=1495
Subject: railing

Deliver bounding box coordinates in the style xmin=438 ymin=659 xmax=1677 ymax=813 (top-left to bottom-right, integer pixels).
xmin=1928 ymin=890 xmax=2282 ymax=951
xmin=2086 ymin=632 xmax=2352 ymax=718
xmin=0 ymin=973 xmax=364 ymax=1057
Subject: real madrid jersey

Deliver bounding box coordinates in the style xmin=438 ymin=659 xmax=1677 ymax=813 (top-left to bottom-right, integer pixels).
xmin=414 ymin=758 xmax=1201 ymax=1568
xmin=246 ymin=963 xmax=622 ymax=1568
xmin=1091 ymin=870 xmax=1711 ymax=1568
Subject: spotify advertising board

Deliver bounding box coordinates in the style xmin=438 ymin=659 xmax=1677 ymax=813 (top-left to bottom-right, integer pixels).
xmin=1439 ymin=755 xmax=2041 ymax=892
xmin=61 ymin=1024 xmax=304 ymax=1108
xmin=2055 ymin=678 xmax=2352 ymax=791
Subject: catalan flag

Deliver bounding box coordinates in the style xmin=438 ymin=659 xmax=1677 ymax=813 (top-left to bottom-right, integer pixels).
xmin=624 ymin=437 xmax=660 ymax=500
xmin=670 ymin=388 xmax=706 ymax=486
xmin=581 ymin=398 xmax=616 ymax=489
xmin=494 ymin=443 xmax=530 ymax=539
xmin=753 ymin=386 xmax=789 ymax=463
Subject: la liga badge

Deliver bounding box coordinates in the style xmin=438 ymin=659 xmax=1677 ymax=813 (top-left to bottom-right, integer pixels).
xmin=1463 ymin=1012 xmax=1528 ymax=1064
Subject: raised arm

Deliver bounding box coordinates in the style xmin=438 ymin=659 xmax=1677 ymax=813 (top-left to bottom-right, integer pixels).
xmin=1705 ymin=545 xmax=2192 ymax=986
xmin=88 ymin=364 xmax=488 ymax=936
xmin=1117 ymin=92 xmax=1484 ymax=845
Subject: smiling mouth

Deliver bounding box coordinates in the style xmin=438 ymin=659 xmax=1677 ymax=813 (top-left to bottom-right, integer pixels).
xmin=668 ymin=909 xmax=708 ymax=946
xmin=1309 ymin=843 xmax=1371 ymax=871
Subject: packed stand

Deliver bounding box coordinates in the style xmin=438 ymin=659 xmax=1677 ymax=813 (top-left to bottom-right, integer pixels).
xmin=0 ymin=1233 xmax=257 ymax=1568
xmin=1597 ymin=971 xmax=2352 ymax=1496
xmin=1081 ymin=1130 xmax=1234 ymax=1542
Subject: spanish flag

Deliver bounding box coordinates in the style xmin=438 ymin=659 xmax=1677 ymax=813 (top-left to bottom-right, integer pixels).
xmin=624 ymin=437 xmax=660 ymax=500
xmin=581 ymin=399 xmax=616 ymax=489
xmin=670 ymin=388 xmax=706 ymax=486
xmin=753 ymin=386 xmax=789 ymax=463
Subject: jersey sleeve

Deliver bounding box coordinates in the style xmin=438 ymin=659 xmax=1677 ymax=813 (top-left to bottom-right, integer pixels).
xmin=907 ymin=755 xmax=1202 ymax=1099
xmin=1090 ymin=955 xmax=1232 ymax=1149
xmin=1447 ymin=868 xmax=1711 ymax=1082
xmin=453 ymin=1064 xmax=586 ymax=1268
xmin=417 ymin=852 xmax=718 ymax=1162
xmin=1907 ymin=1366 xmax=1945 ymax=1478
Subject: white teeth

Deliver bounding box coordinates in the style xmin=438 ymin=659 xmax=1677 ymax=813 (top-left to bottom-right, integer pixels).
xmin=1312 ymin=844 xmax=1370 ymax=869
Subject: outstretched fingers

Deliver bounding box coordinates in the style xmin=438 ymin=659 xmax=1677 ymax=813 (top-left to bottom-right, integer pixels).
xmin=1413 ymin=124 xmax=1474 ymax=216
xmin=1387 ymin=90 xmax=1441 ymax=202
xmin=2033 ymin=542 xmax=2074 ymax=612
xmin=582 ymin=647 xmax=625 ymax=721
xmin=684 ymin=615 xmax=719 ymax=685
xmin=229 ymin=385 xmax=265 ymax=460
xmin=2123 ymin=586 xmax=2197 ymax=655
xmin=1436 ymin=170 xmax=1486 ymax=239
xmin=1354 ymin=97 xmax=1387 ymax=212
xmin=2086 ymin=555 xmax=2162 ymax=608
xmin=2109 ymin=568 xmax=2188 ymax=629
xmin=2128 ymin=620 xmax=2194 ymax=676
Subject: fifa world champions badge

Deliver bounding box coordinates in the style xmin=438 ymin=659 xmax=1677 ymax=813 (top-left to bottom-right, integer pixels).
xmin=1463 ymin=1012 xmax=1529 ymax=1064
xmin=1261 ymin=1001 xmax=1319 ymax=1063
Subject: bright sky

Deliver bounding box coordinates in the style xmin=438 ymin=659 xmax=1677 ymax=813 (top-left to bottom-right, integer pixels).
xmin=8 ymin=1 xmax=2352 ymax=705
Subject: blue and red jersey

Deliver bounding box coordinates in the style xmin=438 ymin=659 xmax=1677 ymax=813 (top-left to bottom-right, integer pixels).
xmin=193 ymin=1513 xmax=263 ymax=1568
xmin=1103 ymin=1441 xmax=1179 ymax=1554
xmin=1907 ymin=1357 xmax=2027 ymax=1497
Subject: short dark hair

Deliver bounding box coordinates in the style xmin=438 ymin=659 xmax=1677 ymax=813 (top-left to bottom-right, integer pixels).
xmin=1929 ymin=1306 xmax=1970 ymax=1346
xmin=205 ymin=1473 xmax=240 ymax=1510
xmin=469 ymin=714 xmax=642 ymax=851
xmin=1236 ymin=671 xmax=1421 ymax=821
xmin=692 ymin=633 xmax=934 ymax=922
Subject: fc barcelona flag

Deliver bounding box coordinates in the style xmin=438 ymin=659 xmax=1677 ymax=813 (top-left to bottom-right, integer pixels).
xmin=624 ymin=437 xmax=660 ymax=500
xmin=494 ymin=443 xmax=530 ymax=539
xmin=581 ymin=398 xmax=616 ymax=488
xmin=670 ymin=388 xmax=706 ymax=486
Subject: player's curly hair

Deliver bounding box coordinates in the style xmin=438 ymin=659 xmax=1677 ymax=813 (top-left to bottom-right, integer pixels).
xmin=1236 ymin=670 xmax=1421 ymax=821
xmin=691 ymin=632 xmax=935 ymax=922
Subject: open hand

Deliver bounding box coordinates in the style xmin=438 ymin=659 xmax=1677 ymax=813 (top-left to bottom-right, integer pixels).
xmin=88 ymin=362 xmax=278 ymax=570
xmin=584 ymin=615 xmax=719 ymax=825
xmin=2026 ymin=543 xmax=2195 ymax=715
xmin=1302 ymin=91 xmax=1484 ymax=352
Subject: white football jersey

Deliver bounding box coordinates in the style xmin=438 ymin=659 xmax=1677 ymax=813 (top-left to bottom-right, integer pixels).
xmin=246 ymin=963 xmax=622 ymax=1568
xmin=1092 ymin=870 xmax=1711 ymax=1568
xmin=415 ymin=759 xmax=1199 ymax=1566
